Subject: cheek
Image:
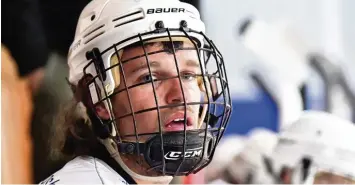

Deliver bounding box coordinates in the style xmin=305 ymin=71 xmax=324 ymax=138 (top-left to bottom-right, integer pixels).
xmin=113 ymin=86 xmax=159 ymax=136
xmin=183 ymin=84 xmax=203 ymax=115
xmin=130 ymin=86 xmax=157 ymax=111
xmin=113 ymin=86 xmax=157 ymax=115
xmin=185 ymin=83 xmax=202 ymax=102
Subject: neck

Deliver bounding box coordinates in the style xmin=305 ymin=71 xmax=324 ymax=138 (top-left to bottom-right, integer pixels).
xmin=99 ymin=138 xmax=173 ymax=184
xmin=122 ymin=155 xmax=173 ymax=184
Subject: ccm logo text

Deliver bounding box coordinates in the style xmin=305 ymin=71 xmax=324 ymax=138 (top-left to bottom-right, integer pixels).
xmin=164 ymin=150 xmax=202 ymax=160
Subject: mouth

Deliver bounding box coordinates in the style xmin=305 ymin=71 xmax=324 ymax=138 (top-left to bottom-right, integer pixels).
xmin=164 ymin=112 xmax=194 ymax=132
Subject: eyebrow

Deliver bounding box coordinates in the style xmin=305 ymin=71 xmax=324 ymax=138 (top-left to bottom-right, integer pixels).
xmin=130 ymin=61 xmax=160 ymax=74
xmin=130 ymin=59 xmax=199 ymax=74
xmin=185 ymin=59 xmax=200 ymax=68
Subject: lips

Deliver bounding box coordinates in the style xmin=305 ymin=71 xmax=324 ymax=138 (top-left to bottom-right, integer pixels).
xmin=164 ymin=112 xmax=194 ymax=132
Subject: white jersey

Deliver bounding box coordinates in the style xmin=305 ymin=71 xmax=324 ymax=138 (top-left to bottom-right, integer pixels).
xmin=40 ymin=156 xmax=129 ymax=185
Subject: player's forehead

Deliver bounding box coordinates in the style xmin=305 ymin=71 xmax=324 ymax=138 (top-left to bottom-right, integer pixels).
xmin=117 ymin=39 xmax=199 ymax=68
xmin=121 ymin=39 xmax=196 ymax=59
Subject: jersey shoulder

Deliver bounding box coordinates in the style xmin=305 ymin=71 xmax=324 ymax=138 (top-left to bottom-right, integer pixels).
xmin=39 ymin=156 xmax=128 ymax=185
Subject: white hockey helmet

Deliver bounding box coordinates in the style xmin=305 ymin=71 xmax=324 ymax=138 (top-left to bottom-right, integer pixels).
xmin=270 ymin=111 xmax=355 ymax=184
xmin=68 ymin=0 xmax=206 ymax=86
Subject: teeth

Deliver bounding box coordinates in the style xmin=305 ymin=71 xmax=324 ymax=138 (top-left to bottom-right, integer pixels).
xmin=173 ymin=118 xmax=184 ymax=122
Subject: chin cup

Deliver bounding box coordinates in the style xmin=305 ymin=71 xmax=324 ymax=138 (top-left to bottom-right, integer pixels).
xmin=119 ymin=130 xmax=215 ymax=176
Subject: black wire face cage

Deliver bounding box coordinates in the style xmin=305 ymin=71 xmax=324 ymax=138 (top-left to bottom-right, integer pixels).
xmin=83 ymin=27 xmax=232 ymax=176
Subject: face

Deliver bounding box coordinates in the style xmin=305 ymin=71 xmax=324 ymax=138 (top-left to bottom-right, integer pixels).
xmin=98 ymin=40 xmax=203 ymax=142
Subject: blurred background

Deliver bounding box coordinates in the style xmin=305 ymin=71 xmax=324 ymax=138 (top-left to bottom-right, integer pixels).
xmin=202 ymin=0 xmax=355 ymax=134
xmin=2 ymin=0 xmax=355 ymax=183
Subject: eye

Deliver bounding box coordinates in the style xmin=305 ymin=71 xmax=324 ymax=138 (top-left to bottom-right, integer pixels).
xmin=140 ymin=74 xmax=157 ymax=83
xmin=181 ymin=72 xmax=197 ymax=81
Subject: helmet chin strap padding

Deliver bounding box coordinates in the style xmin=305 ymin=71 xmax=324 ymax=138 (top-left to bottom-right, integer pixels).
xmin=119 ymin=130 xmax=215 ymax=176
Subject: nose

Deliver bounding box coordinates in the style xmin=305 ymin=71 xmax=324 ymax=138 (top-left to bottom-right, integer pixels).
xmin=165 ymin=77 xmax=186 ymax=105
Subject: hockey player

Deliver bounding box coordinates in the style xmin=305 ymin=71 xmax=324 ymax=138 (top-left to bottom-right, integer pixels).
xmin=209 ymin=111 xmax=355 ymax=184
xmin=41 ymin=0 xmax=232 ymax=184
xmin=269 ymin=111 xmax=355 ymax=184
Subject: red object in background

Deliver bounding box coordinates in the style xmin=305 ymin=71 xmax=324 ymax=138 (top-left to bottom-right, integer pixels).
xmin=183 ymin=169 xmax=205 ymax=184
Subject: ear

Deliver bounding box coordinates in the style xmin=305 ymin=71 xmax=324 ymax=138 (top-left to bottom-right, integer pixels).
xmin=95 ymin=103 xmax=110 ymax=120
